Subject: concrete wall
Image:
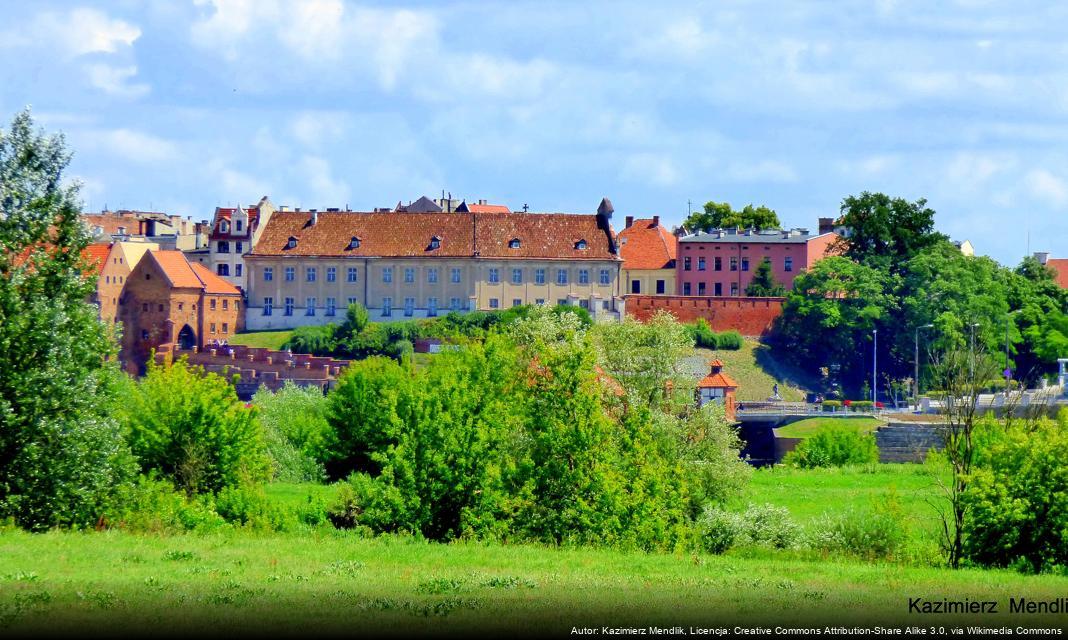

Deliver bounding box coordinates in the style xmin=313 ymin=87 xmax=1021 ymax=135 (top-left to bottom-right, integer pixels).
xmin=625 ymin=294 xmax=783 ymax=336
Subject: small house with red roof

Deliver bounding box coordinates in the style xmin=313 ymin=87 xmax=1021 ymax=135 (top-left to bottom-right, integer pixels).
xmin=696 ymin=359 xmax=738 ymax=421
xmin=617 ymin=216 xmax=677 ymax=296
xmin=207 ymin=196 xmax=277 ymax=292
xmin=118 ymin=249 xmax=244 ymax=374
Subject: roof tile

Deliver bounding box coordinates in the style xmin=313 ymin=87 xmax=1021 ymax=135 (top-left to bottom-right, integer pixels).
xmin=617 ymin=218 xmax=677 ymax=270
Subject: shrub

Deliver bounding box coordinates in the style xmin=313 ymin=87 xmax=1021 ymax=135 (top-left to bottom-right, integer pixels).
xmin=782 ymin=427 xmax=879 ymax=468
xmin=116 ymin=476 xmax=227 ymax=533
xmin=822 ymin=400 xmax=842 ymax=412
xmin=962 ymin=416 xmax=1068 ymax=572
xmin=808 ymin=494 xmax=908 ymax=560
xmin=121 ymin=358 xmax=271 ymax=495
xmin=254 ymin=382 xmax=330 ymax=482
xmin=849 ymin=400 xmax=874 ymax=412
xmin=696 ymin=505 xmax=744 ymax=554
xmin=686 ymin=320 xmax=743 ymax=350
xmin=283 ymin=324 xmax=338 ymax=355
xmin=696 ymin=503 xmax=800 ymax=553
xmin=714 ymin=331 xmax=743 ymax=350
xmin=214 ymin=485 xmax=299 ymax=531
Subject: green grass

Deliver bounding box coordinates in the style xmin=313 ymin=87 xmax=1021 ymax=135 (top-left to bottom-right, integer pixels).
xmin=2 ymin=526 xmax=1065 ymax=635
xmin=774 ymin=417 xmax=884 ymax=438
xmin=229 ymin=330 xmax=294 ymax=351
xmin=685 ymin=339 xmax=814 ymax=401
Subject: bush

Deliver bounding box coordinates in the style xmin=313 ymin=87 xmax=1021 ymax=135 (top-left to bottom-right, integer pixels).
xmin=214 ymin=485 xmax=300 ymax=531
xmin=686 ymin=320 xmax=743 ymax=350
xmin=696 ymin=505 xmax=745 ymax=554
xmin=121 ymin=358 xmax=271 ymax=495
xmin=849 ymin=400 xmax=874 ymax=412
xmin=283 ymin=324 xmax=338 ymax=355
xmin=962 ymin=416 xmax=1068 ymax=572
xmin=254 ymin=382 xmax=330 ymax=482
xmin=808 ymin=494 xmax=908 ymax=560
xmin=116 ymin=476 xmax=227 ymax=533
xmin=696 ymin=503 xmax=801 ymax=553
xmin=821 ymin=400 xmax=842 ymax=412
xmin=782 ymin=427 xmax=879 ymax=468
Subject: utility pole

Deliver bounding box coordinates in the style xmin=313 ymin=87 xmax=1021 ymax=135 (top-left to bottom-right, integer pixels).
xmin=915 ymin=324 xmax=933 ymax=410
xmin=969 ymin=322 xmax=980 ymax=380
xmin=873 ymin=328 xmax=878 ymax=405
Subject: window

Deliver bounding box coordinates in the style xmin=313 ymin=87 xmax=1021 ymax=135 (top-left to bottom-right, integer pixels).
xmin=383 ymin=267 xmax=393 ymax=283
xmin=631 ymin=280 xmax=641 ymax=294
xmin=730 ymin=283 xmax=739 ymax=296
xmin=347 ymin=297 xmax=358 ymax=307
xmin=714 ymin=283 xmax=722 ymax=296
xmin=306 ymin=267 xmax=316 ymax=282
xmin=578 ymin=269 xmax=589 ymax=284
xmin=222 ymin=299 xmax=228 ymax=310
xmin=451 ymin=268 xmax=462 ymax=283
xmin=698 ymin=282 xmax=706 ymax=295
xmin=428 ymin=268 xmax=438 ymax=284
xmin=158 ymin=304 xmax=164 ymax=312
xmin=235 ymin=300 xmax=239 ymax=310
xmin=509 ymin=238 xmax=521 ymax=249
xmin=535 ymin=269 xmax=546 ymax=285
xmin=142 ymin=303 xmax=149 ymax=312
xmin=602 ymin=301 xmax=610 ymax=311
xmin=429 ymin=236 xmax=441 ymax=250
xmin=511 ymin=268 xmax=522 ymax=284
xmin=178 ymin=302 xmax=183 ymax=311
xmin=235 ymin=264 xmax=242 ymax=277
xmin=575 ymin=239 xmax=588 ymax=250
xmin=698 ymin=257 xmax=706 ymax=271
xmin=714 ymin=257 xmax=722 ymax=271
xmin=599 ymin=269 xmax=610 ymax=285
xmin=382 ymin=297 xmax=392 ymax=316
xmin=285 ymin=267 xmax=295 ymax=282
xmin=235 ymin=241 xmax=243 ymax=253
xmin=656 ymin=280 xmax=665 ymax=294
xmin=210 ymin=323 xmax=216 ymax=334
xmin=347 ymin=267 xmax=358 ymax=283
xmin=105 ymin=276 xmax=110 ymax=284
xmin=488 ymin=268 xmax=500 ymax=284
xmin=785 ymin=257 xmax=793 ymax=272
xmin=145 ymin=273 xmax=151 ymax=280
xmin=284 ymin=297 xmax=294 ymax=316
xmin=264 ymin=267 xmax=273 ymax=281
xmin=741 ymin=257 xmax=750 ymax=272
xmin=326 ymin=297 xmax=336 ymax=316
xmin=287 ymin=236 xmax=297 ymax=249
xmin=141 ymin=330 xmax=149 ymax=340
xmin=404 ymin=267 xmax=415 ymax=284
xmin=579 ymin=299 xmax=589 ymax=310
xmin=222 ymin=322 xmax=229 ymax=333
xmin=428 ymin=297 xmax=438 ymax=316
xmin=264 ymin=297 xmax=273 ymax=316
xmin=683 ymin=282 xmax=692 ymax=295
xmin=236 ymin=219 xmax=243 ymax=232
xmin=535 ymin=298 xmax=545 ymax=305
xmin=450 ymin=297 xmax=461 ymax=311
xmin=512 ymin=298 xmax=522 ymax=307
xmin=556 ymin=269 xmax=568 ymax=285
xmin=217 ymin=241 xmax=230 ymax=253
xmin=730 ymin=257 xmax=738 ymax=271
xmin=557 ymin=299 xmax=567 ymax=306
xmin=489 ymin=298 xmax=499 ymax=309
xmin=326 ymin=267 xmax=336 ymax=282
xmin=684 ymin=257 xmax=692 ymax=271
xmin=404 ymin=297 xmax=415 ymax=317
xmin=217 ymin=264 xmax=230 ymax=276
xmin=349 ymin=236 xmax=361 ymax=249
xmin=306 ymin=297 xmax=316 ymax=316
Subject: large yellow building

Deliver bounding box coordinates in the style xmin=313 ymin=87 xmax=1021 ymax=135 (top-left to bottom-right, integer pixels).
xmin=243 ymin=201 xmax=624 ymax=329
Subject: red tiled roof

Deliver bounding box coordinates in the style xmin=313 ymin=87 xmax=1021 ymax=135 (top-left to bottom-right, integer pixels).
xmin=617 ymin=218 xmax=677 ymax=270
xmin=250 ymin=211 xmax=618 ymax=261
xmin=81 ymin=243 xmax=111 ymax=276
xmin=468 ymin=203 xmax=510 ymax=213
xmin=82 ymin=213 xmax=145 ymax=236
xmin=190 ymin=262 xmax=241 ymax=295
xmin=698 ymin=361 xmax=738 ymax=389
xmin=1047 ymin=259 xmax=1068 ymax=289
xmin=151 ymin=250 xmax=204 ymax=288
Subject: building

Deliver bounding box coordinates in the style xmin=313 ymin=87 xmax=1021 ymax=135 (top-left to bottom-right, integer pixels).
xmin=675 ymin=227 xmax=838 ymax=297
xmin=617 ymin=215 xmax=677 ymax=295
xmin=696 ymin=359 xmax=738 ymax=421
xmin=394 ymin=195 xmax=509 ymax=213
xmin=82 ymin=210 xmax=209 ymax=251
xmin=1034 ymin=252 xmax=1068 ymax=289
xmin=243 ymin=199 xmax=623 ymax=329
xmin=93 ymin=240 xmax=159 ymax=324
xmin=118 ymin=250 xmax=243 ymax=373
xmin=207 ymin=196 xmax=277 ymax=291
xmin=954 ymin=239 xmax=975 ymax=257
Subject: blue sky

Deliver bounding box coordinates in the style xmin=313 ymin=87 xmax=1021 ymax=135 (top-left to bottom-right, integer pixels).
xmin=2 ymin=1 xmax=1066 ymax=267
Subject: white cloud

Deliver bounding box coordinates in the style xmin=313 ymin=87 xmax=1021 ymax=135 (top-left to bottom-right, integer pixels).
xmin=726 ymin=160 xmax=798 ymax=184
xmin=300 ymin=155 xmax=350 ymax=206
xmin=945 ymin=152 xmax=1013 ymax=186
xmin=84 ymin=64 xmax=150 ymax=98
xmin=1026 ymin=169 xmax=1068 ymax=208
xmin=620 ymin=153 xmax=680 ymax=187
xmin=626 ymin=17 xmax=714 ymax=61
xmin=6 ymin=8 xmax=141 ymax=57
xmin=79 ymin=129 xmax=179 ymax=164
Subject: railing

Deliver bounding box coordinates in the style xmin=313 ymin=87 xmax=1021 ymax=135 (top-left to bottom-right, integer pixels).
xmin=735 ymin=402 xmax=893 ymax=417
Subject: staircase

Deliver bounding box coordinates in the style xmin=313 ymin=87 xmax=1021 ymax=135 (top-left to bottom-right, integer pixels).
xmin=876 ymin=421 xmax=945 ymax=463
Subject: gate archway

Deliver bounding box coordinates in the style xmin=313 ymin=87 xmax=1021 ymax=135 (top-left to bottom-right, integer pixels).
xmin=177 ymin=324 xmax=196 ymax=350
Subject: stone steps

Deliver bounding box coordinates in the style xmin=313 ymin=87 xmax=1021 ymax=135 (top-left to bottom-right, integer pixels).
xmin=876 ymin=422 xmax=944 ymax=463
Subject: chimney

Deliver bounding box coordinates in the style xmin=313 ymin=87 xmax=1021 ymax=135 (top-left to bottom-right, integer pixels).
xmin=625 ymin=216 xmax=634 ymax=228
xmin=310 ymin=210 xmax=318 ymax=226
xmin=652 ymin=215 xmax=660 ymax=227
xmin=818 ymin=217 xmax=834 ymax=235
xmin=1034 ymin=251 xmax=1050 ymax=265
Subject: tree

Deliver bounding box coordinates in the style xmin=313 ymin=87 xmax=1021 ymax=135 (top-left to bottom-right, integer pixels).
xmin=745 ymin=258 xmax=785 ymax=297
xmin=253 ymin=382 xmax=331 ymax=482
xmin=0 ymin=109 xmax=135 ymax=530
xmin=122 ymin=358 xmax=269 ymax=495
xmin=592 ymin=311 xmax=694 ymax=411
xmin=832 ymin=192 xmax=946 ymax=273
xmin=683 ymin=200 xmax=780 ymax=233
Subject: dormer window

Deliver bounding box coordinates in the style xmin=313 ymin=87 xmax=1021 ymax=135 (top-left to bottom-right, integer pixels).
xmin=220 ymin=220 xmax=230 ymax=233
xmin=287 ymin=236 xmax=298 ymax=250
xmin=349 ymin=236 xmax=361 ymax=250
xmin=575 ymin=239 xmax=588 ymax=250
xmin=508 ymin=238 xmax=521 ymax=249
xmin=429 ymin=236 xmax=441 ymax=250
xmin=236 ymin=219 xmax=243 ymax=232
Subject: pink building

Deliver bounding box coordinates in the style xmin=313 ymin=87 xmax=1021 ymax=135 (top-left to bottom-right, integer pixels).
xmin=675 ymin=228 xmax=838 ymax=297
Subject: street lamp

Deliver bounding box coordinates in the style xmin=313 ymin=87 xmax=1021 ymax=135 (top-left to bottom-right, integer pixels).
xmin=872 ymin=328 xmax=878 ymax=405
xmin=969 ymin=322 xmax=980 ymax=379
xmin=914 ymin=324 xmax=934 ymax=410
xmin=1005 ymin=310 xmax=1020 ymax=395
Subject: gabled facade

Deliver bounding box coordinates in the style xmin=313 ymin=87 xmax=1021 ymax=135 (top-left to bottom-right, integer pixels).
xmin=207 ymin=196 xmax=276 ymax=291
xmin=94 ymin=240 xmax=159 ymax=323
xmin=696 ymin=359 xmax=738 ymax=421
xmin=617 ymin=215 xmax=677 ymax=296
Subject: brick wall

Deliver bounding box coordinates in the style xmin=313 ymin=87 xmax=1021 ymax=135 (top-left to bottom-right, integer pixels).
xmin=625 ymin=295 xmax=783 ymax=336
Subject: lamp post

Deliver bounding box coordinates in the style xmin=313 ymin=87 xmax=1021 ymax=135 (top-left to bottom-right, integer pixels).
xmin=915 ymin=324 xmax=934 ymax=410
xmin=969 ymin=322 xmax=980 ymax=380
xmin=872 ymin=328 xmax=878 ymax=405
xmin=1004 ymin=310 xmax=1019 ymax=395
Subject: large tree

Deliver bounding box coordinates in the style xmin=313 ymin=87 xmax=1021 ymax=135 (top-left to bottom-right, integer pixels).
xmin=832 ymin=191 xmax=946 ymax=273
xmin=684 ymin=200 xmax=780 ymax=232
xmin=745 ymin=257 xmax=785 ymax=297
xmin=0 ymin=109 xmax=134 ymax=529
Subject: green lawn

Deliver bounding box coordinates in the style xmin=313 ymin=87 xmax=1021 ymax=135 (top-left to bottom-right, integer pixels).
xmin=774 ymin=417 xmax=884 ymax=439
xmin=228 ymin=330 xmax=294 ymax=351
xmin=685 ymin=340 xmax=815 ymax=401
xmin=2 ymin=527 xmax=1065 ymax=635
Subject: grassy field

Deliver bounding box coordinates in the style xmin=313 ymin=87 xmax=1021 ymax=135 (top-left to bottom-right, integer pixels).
xmin=774 ymin=417 xmax=884 ymax=438
xmin=685 ymin=340 xmax=813 ymax=402
xmin=2 ymin=527 xmax=1066 ymax=636
xmin=228 ymin=330 xmax=294 ymax=350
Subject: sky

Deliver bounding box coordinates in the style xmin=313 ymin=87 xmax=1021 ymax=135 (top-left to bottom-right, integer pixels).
xmin=2 ymin=0 xmax=1067 ymax=267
